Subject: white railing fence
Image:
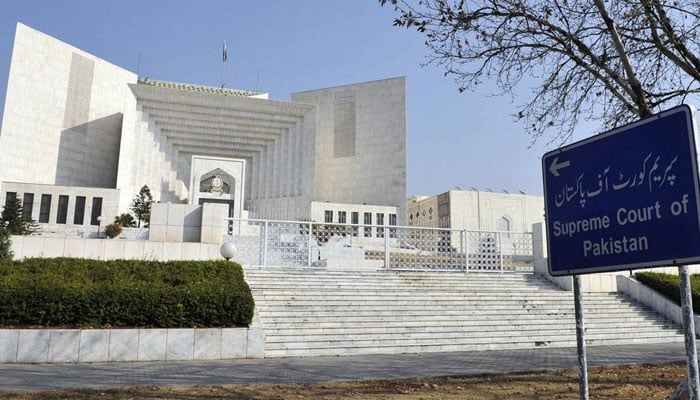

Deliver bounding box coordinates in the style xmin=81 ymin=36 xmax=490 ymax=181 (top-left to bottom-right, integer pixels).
xmin=224 ymin=219 xmax=533 ymax=272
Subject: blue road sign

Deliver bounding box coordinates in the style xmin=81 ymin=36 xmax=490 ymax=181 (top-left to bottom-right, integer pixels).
xmin=542 ymin=105 xmax=700 ymax=276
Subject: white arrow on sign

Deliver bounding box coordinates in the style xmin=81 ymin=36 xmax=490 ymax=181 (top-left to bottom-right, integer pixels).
xmin=549 ymin=157 xmax=570 ymax=177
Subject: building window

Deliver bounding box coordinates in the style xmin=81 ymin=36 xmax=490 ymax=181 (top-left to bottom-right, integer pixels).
xmin=22 ymin=193 xmax=34 ymax=221
xmin=497 ymin=216 xmax=510 ymax=232
xmin=39 ymin=194 xmax=52 ymax=223
xmin=324 ymin=210 xmax=333 ymax=223
xmin=74 ymin=196 xmax=86 ymax=225
xmin=377 ymin=213 xmax=385 ymax=238
xmin=4 ymin=192 xmax=16 ymax=208
xmin=57 ymin=195 xmax=69 ymax=224
xmin=338 ymin=211 xmax=347 ymax=224
xmin=363 ymin=212 xmax=372 ymax=237
xmin=90 ymin=197 xmax=103 ymax=226
xmin=351 ymin=212 xmax=359 ymax=236
xmin=389 ymin=213 xmax=397 ymax=238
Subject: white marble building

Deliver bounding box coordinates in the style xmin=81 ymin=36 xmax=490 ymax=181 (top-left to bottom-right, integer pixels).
xmin=0 ymin=23 xmax=405 ymax=234
xmin=407 ymin=190 xmax=544 ymax=232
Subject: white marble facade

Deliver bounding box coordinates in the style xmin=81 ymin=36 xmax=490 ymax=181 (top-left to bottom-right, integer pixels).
xmin=0 ymin=23 xmax=407 ymax=232
xmin=407 ymin=190 xmax=545 ymax=232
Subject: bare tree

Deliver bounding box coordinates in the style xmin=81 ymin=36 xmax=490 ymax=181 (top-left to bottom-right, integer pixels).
xmin=380 ymin=0 xmax=700 ymax=144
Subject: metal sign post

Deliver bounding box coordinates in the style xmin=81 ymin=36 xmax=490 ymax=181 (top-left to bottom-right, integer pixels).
xmin=679 ymin=265 xmax=700 ymax=400
xmin=573 ymin=275 xmax=589 ymax=400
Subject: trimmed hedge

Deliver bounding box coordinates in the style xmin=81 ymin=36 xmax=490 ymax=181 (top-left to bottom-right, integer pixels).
xmin=635 ymin=271 xmax=700 ymax=311
xmin=0 ymin=258 xmax=254 ymax=329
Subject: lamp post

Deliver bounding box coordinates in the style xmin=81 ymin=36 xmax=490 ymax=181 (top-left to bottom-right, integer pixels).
xmin=97 ymin=216 xmax=103 ymax=239
xmin=220 ymin=241 xmax=237 ymax=261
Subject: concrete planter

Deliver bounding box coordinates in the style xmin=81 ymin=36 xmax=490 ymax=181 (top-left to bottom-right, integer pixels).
xmin=0 ymin=327 xmax=264 ymax=363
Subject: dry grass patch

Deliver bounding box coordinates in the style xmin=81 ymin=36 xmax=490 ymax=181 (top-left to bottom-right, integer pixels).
xmin=0 ymin=362 xmax=686 ymax=399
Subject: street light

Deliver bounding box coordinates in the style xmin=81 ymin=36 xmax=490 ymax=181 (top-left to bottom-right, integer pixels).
xmin=96 ymin=216 xmax=103 ymax=239
xmin=220 ymin=241 xmax=237 ymax=261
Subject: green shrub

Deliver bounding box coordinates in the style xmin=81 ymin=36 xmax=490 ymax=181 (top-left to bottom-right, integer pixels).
xmin=114 ymin=213 xmax=136 ymax=227
xmin=0 ymin=226 xmax=11 ymax=260
xmin=634 ymin=271 xmax=700 ymax=311
xmin=0 ymin=258 xmax=254 ymax=328
xmin=104 ymin=223 xmax=123 ymax=238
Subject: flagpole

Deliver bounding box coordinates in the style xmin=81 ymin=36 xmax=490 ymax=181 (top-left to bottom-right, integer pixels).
xmin=221 ymin=39 xmax=227 ymax=89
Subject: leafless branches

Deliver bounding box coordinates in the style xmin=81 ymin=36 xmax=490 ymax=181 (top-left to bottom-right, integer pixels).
xmin=381 ymin=0 xmax=700 ymax=144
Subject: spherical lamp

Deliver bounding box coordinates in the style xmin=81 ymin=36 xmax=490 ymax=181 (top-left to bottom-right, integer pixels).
xmin=220 ymin=241 xmax=237 ymax=261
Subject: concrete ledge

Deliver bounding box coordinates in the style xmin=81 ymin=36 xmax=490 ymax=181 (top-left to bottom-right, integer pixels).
xmin=0 ymin=328 xmax=264 ymax=363
xmin=616 ymin=275 xmax=700 ymax=333
xmin=534 ymin=258 xmax=621 ymax=292
xmin=10 ymin=236 xmax=222 ymax=261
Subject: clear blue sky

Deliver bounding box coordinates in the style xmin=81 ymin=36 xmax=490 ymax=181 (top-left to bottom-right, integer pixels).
xmin=0 ymin=0 xmax=572 ymax=197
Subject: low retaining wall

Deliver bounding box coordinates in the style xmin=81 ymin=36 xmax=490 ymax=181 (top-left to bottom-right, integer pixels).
xmin=0 ymin=327 xmax=265 ymax=363
xmin=10 ymin=236 xmax=222 ymax=261
xmin=616 ymin=275 xmax=700 ymax=332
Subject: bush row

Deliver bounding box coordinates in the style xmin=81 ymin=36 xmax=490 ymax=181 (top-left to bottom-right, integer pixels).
xmin=634 ymin=271 xmax=700 ymax=311
xmin=0 ymin=258 xmax=254 ymax=328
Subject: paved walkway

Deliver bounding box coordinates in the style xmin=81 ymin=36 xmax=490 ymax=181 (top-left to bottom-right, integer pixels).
xmin=0 ymin=342 xmax=690 ymax=392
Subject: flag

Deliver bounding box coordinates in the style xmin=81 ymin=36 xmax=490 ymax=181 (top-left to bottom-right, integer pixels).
xmin=223 ymin=40 xmax=227 ymax=62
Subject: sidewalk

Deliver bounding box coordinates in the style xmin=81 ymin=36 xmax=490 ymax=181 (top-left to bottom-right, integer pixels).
xmin=0 ymin=342 xmax=689 ymax=392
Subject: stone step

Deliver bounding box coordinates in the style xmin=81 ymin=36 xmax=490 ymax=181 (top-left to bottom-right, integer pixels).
xmin=260 ymin=313 xmax=669 ymax=327
xmin=255 ymin=295 xmax=631 ymax=303
xmin=253 ymin=290 xmax=570 ymax=296
xmin=263 ymin=322 xmax=680 ymax=336
xmin=248 ymin=284 xmax=554 ymax=291
xmin=257 ymin=296 xmax=570 ymax=303
xmin=255 ymin=297 xmax=638 ymax=306
xmin=255 ymin=299 xmax=630 ymax=308
xmin=263 ymin=335 xmax=685 ymax=357
xmin=246 ymin=276 xmax=544 ymax=283
xmin=260 ymin=322 xmax=676 ymax=334
xmin=252 ymin=290 xmax=620 ymax=298
xmin=250 ymin=290 xmax=634 ymax=299
xmin=248 ymin=276 xmax=561 ymax=282
xmin=265 ymin=331 xmax=684 ymax=350
xmin=251 ymin=286 xmax=556 ymax=293
xmin=247 ymin=276 xmax=582 ymax=284
xmin=255 ymin=303 xmax=648 ymax=313
xmin=258 ymin=318 xmax=668 ymax=330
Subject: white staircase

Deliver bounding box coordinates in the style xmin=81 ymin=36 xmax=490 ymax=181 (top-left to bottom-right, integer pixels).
xmin=244 ymin=268 xmax=683 ymax=357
